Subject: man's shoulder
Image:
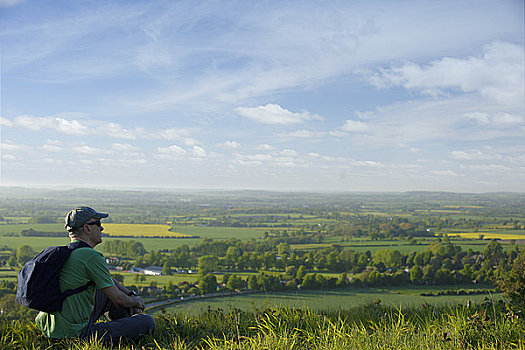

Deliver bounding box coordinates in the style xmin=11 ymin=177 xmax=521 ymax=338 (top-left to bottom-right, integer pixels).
xmin=69 ymin=246 xmax=104 ymax=260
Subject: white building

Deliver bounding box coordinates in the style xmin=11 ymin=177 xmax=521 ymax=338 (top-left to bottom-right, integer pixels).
xmin=144 ymin=266 xmax=163 ymax=275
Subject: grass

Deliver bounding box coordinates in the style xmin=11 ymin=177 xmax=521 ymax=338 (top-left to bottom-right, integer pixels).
xmin=157 ymin=286 xmax=503 ymax=316
xmin=0 ymin=223 xmax=63 ymax=235
xmin=118 ymin=272 xmax=200 ymax=287
xmin=1 ymin=302 xmax=523 ymax=349
xmin=170 ymin=225 xmax=262 ymax=240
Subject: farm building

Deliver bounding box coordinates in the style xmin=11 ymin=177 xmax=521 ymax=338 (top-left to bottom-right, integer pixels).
xmin=144 ymin=266 xmax=163 ymax=275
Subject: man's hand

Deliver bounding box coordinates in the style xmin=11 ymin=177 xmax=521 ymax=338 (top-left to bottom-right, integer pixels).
xmin=102 ymin=285 xmax=146 ymax=310
xmin=130 ymin=294 xmax=145 ymax=312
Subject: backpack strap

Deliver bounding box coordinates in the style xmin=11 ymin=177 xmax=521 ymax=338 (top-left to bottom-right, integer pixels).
xmin=67 ymin=240 xmax=92 ymax=250
xmin=63 ymin=240 xmax=94 ymax=296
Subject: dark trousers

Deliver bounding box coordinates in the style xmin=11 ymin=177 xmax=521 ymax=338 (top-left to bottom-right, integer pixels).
xmin=80 ymin=289 xmax=155 ymax=345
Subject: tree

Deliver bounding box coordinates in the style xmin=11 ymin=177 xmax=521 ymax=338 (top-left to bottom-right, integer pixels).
xmin=199 ymin=274 xmax=217 ymax=294
xmin=16 ymin=245 xmax=35 ymax=265
xmin=285 ymin=266 xmax=297 ymax=279
xmin=484 ymin=239 xmax=504 ymax=262
xmin=373 ymin=249 xmax=402 ymax=268
xmin=434 ymin=268 xmax=454 ymax=284
xmin=296 ymin=265 xmax=307 ymax=281
xmin=301 ymin=274 xmax=319 ymax=289
xmin=277 ymin=242 xmax=290 ymax=256
xmin=113 ymin=274 xmax=125 ymax=283
xmin=198 ymin=255 xmax=218 ymax=276
xmin=162 ymin=261 xmax=172 ymax=275
xmin=225 ymin=246 xmax=241 ymax=269
xmin=7 ymin=255 xmax=17 ymax=267
xmin=247 ymin=275 xmax=259 ymax=290
xmin=337 ymin=272 xmax=349 ymax=287
xmin=166 ymin=281 xmax=179 ymax=297
xmin=409 ymin=266 xmax=423 ymax=284
xmin=226 ymin=274 xmax=245 ymax=291
xmin=497 ymin=248 xmax=525 ymax=309
xmin=127 ymin=241 xmax=147 ymax=258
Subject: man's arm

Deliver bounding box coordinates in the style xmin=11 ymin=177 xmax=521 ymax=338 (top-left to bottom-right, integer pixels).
xmin=113 ymin=278 xmax=132 ymax=295
xmin=101 ymin=285 xmax=145 ymax=310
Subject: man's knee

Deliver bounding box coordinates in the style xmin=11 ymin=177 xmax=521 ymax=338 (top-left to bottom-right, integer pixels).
xmin=134 ymin=314 xmax=156 ymax=334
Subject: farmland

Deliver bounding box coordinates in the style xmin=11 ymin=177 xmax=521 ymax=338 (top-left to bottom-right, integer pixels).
xmin=155 ymin=285 xmax=502 ymax=315
xmin=0 ymin=188 xmax=524 ymax=318
xmin=103 ymin=223 xmax=191 ymax=237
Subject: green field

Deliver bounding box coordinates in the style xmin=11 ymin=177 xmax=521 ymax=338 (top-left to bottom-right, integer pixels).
xmin=0 ymin=236 xmax=203 ymax=252
xmin=292 ymin=238 xmax=513 ymax=253
xmin=155 ymin=285 xmax=502 ymax=315
xmin=0 ymin=223 xmax=262 ymax=251
xmin=0 ymin=235 xmax=515 ymax=256
xmin=170 ymin=225 xmax=261 ymax=240
xmin=0 ymin=223 xmax=64 ymax=235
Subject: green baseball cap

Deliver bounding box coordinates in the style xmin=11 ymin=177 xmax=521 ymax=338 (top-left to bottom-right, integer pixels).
xmin=65 ymin=206 xmax=109 ymax=230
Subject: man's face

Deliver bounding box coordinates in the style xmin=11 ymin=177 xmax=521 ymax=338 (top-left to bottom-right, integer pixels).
xmin=85 ymin=219 xmax=104 ymax=245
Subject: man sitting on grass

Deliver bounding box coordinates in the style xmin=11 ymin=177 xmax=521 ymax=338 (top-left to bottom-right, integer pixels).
xmin=35 ymin=206 xmax=155 ymax=344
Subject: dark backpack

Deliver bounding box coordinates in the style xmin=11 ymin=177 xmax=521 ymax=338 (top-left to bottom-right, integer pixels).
xmin=16 ymin=241 xmax=93 ymax=312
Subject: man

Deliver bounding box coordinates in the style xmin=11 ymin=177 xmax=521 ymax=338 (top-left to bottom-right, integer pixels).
xmin=35 ymin=206 xmax=155 ymax=344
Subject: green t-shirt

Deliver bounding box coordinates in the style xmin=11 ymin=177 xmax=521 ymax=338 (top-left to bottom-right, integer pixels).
xmin=35 ymin=243 xmax=115 ymax=338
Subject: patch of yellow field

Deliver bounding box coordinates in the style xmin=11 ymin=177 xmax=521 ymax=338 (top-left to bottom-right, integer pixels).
xmin=103 ymin=223 xmax=192 ymax=237
xmin=445 ymin=232 xmax=525 ymax=240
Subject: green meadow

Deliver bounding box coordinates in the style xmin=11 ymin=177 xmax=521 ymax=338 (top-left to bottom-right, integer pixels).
xmin=153 ymin=285 xmax=502 ymax=316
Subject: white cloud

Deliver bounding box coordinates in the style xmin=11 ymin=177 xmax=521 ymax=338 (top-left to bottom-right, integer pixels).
xmin=7 ymin=114 xmax=205 ymax=146
xmin=46 ymin=139 xmax=63 ymax=146
xmin=332 ymin=94 xmax=525 ymax=147
xmin=101 ymin=123 xmax=137 ymax=140
xmin=277 ymin=149 xmax=298 ymax=157
xmin=0 ymin=117 xmax=13 ymax=127
xmin=42 ymin=144 xmax=62 ymax=152
xmin=351 ymin=160 xmax=383 ymax=167
xmin=155 ymin=144 xmax=188 ymax=160
xmin=464 ymin=112 xmax=490 ymax=124
xmin=2 ymin=154 xmax=16 ymax=160
xmin=12 ymin=115 xmax=89 ymax=135
xmin=192 ymin=146 xmax=207 ymax=157
xmin=158 ymin=128 xmax=198 ymax=146
xmin=73 ymin=145 xmax=108 ymax=155
xmin=367 ymin=42 xmax=524 ymax=107
xmin=119 ymin=158 xmax=148 ymax=165
xmin=257 ymin=144 xmax=275 ymax=151
xmin=285 ymin=130 xmax=325 ymax=138
xmin=235 ymin=104 xmax=323 ymax=125
xmin=492 ymin=112 xmax=524 ymax=125
xmin=217 ymin=141 xmax=241 ymax=149
xmin=42 ymin=140 xmax=63 ymax=152
xmin=157 ymin=144 xmax=186 ymax=154
xmin=55 ymin=118 xmax=88 ymax=135
xmin=1 ymin=142 xmax=22 ymax=151
xmin=0 ymin=0 xmax=24 ymax=8
xmin=341 ymin=120 xmax=369 ymax=132
xmin=42 ymin=158 xmax=61 ymax=164
xmin=112 ymin=143 xmax=140 ymax=152
xmin=428 ymin=170 xmax=461 ymax=176
xmin=465 ymin=111 xmax=524 ymax=127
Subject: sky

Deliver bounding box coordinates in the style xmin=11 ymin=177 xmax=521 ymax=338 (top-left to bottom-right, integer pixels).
xmin=0 ymin=0 xmax=524 ymax=192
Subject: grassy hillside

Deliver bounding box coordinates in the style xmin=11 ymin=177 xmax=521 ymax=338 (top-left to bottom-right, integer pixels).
xmin=1 ymin=302 xmax=523 ymax=349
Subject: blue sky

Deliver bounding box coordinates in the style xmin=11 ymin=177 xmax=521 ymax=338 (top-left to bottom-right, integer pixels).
xmin=1 ymin=0 xmax=524 ymax=192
